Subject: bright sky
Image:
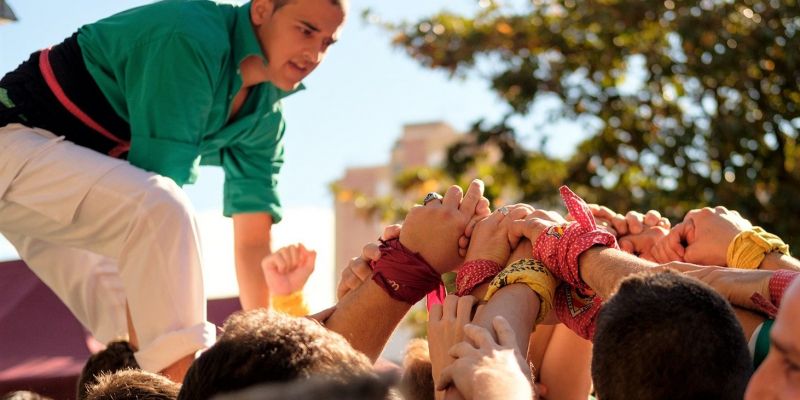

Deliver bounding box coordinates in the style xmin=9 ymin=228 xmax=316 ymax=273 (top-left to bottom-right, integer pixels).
xmin=0 ymin=1 xmax=590 ymax=308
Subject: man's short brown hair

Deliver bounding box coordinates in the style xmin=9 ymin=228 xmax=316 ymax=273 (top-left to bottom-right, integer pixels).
xmin=85 ymin=369 xmax=179 ymax=400
xmin=178 ymin=309 xmax=372 ymax=400
xmin=592 ymin=271 xmax=752 ymax=399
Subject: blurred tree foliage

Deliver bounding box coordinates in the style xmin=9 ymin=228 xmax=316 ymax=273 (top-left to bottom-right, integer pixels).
xmin=371 ymin=0 xmax=800 ymax=249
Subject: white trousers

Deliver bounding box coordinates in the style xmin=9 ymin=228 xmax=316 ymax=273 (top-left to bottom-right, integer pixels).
xmin=0 ymin=124 xmax=216 ymax=372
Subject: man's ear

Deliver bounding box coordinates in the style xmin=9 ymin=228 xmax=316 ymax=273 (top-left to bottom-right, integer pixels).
xmin=250 ymin=0 xmax=274 ymax=25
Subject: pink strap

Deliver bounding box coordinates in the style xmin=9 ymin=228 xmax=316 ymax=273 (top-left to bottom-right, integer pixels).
xmin=455 ymin=259 xmax=503 ymax=296
xmin=39 ymin=48 xmax=130 ymax=157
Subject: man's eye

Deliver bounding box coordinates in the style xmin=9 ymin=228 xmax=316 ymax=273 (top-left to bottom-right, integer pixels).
xmin=299 ymin=27 xmax=312 ymax=37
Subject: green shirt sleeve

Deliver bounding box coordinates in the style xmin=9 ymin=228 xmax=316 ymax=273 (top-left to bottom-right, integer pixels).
xmin=123 ymin=34 xmax=215 ymax=186
xmin=221 ymin=110 xmax=286 ymax=222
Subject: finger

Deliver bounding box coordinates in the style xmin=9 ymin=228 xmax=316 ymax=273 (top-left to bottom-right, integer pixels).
xmin=619 ymin=237 xmax=636 ymax=254
xmin=275 ymin=252 xmax=291 ymax=274
xmin=658 ymin=237 xmax=684 ymax=262
xmin=288 ymin=244 xmax=300 ymax=267
xmin=459 ymin=179 xmax=484 ymax=219
xmin=456 ymin=296 xmax=478 ymax=328
xmin=351 ymin=260 xmax=373 ymax=281
xmin=643 ymin=210 xmax=662 ymax=227
xmin=492 ymin=316 xmax=518 ymax=349
xmin=437 ymin=365 xmax=455 ymax=391
xmin=442 ymin=185 xmax=464 ymax=209
xmin=361 ymin=242 xmax=381 ymax=261
xmin=261 ymin=253 xmax=277 ymax=271
xmin=458 ymin=235 xmax=470 ymax=250
xmin=443 ymin=294 xmax=459 ymax=319
xmin=475 ymin=197 xmax=491 ymax=218
xmin=666 ymin=223 xmax=689 ymax=258
xmin=463 ymin=323 xmax=497 ymax=349
xmin=429 ymin=303 xmax=443 ymax=322
xmin=448 ymin=341 xmax=479 ymax=359
xmin=625 ymin=211 xmax=645 ymax=235
xmin=381 ymin=224 xmax=402 ymax=241
xmin=464 ymin=215 xmax=483 ymax=238
xmin=306 ymin=250 xmax=317 ymax=270
xmin=506 ymin=204 xmax=533 ymax=221
xmin=458 ymin=247 xmax=467 ymax=258
xmin=658 ymin=217 xmax=671 ymax=229
xmin=610 ymin=212 xmax=628 ymax=236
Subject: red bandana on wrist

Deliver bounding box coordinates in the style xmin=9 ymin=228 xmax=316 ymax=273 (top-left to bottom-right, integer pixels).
xmin=553 ymin=283 xmax=603 ymax=340
xmin=455 ymin=259 xmax=503 ymax=296
xmin=371 ymin=238 xmax=446 ymax=307
xmin=533 ymin=186 xmax=618 ymax=293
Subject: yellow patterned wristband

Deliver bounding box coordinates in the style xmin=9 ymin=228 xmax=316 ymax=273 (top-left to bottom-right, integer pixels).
xmin=271 ymin=291 xmax=310 ymax=317
xmin=484 ymin=259 xmax=557 ymax=324
xmin=727 ymin=227 xmax=790 ymax=270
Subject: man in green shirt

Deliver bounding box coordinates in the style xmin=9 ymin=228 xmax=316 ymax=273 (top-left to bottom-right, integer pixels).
xmin=0 ymin=0 xmax=346 ymax=381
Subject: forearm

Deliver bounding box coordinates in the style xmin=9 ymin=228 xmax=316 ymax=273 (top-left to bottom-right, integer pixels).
xmin=325 ymin=277 xmax=412 ymax=362
xmin=235 ymin=244 xmax=271 ymax=310
xmin=579 ymin=247 xmax=655 ymax=299
xmin=733 ymin=306 xmax=766 ymax=340
xmin=760 ymin=252 xmax=800 ymax=272
xmin=472 ymin=283 xmax=539 ymax=354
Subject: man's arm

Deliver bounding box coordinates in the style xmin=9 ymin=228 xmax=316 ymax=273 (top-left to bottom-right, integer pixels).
xmin=578 ymin=247 xmax=655 ymax=299
xmin=760 ymin=252 xmax=800 ymax=272
xmin=233 ymin=212 xmax=273 ymax=310
xmin=324 ymin=278 xmax=412 ymax=362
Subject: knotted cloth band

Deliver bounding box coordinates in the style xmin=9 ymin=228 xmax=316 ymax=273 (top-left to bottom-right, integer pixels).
xmin=455 ymin=259 xmax=503 ymax=296
xmin=533 ymin=186 xmax=618 ymax=293
xmin=371 ymin=238 xmax=446 ymax=306
xmin=271 ymin=291 xmax=310 ymax=317
xmin=553 ymin=283 xmax=603 ymax=340
xmin=727 ymin=227 xmax=790 ymax=269
xmin=484 ymin=259 xmax=557 ymax=324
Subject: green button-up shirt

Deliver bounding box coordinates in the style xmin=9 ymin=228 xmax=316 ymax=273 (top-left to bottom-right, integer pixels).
xmin=77 ymin=0 xmax=302 ymax=222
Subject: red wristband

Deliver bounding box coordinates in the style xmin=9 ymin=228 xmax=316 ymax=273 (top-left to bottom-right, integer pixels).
xmin=553 ymin=283 xmax=603 ymax=341
xmin=770 ymin=269 xmax=799 ymax=308
xmin=455 ymin=259 xmax=503 ymax=296
xmin=533 ymin=186 xmax=618 ymax=292
xmin=371 ymin=238 xmax=446 ymax=306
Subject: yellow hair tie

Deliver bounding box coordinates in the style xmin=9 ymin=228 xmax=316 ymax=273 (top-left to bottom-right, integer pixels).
xmin=271 ymin=291 xmax=310 ymax=317
xmin=727 ymin=227 xmax=790 ymax=270
xmin=484 ymin=259 xmax=557 ymax=324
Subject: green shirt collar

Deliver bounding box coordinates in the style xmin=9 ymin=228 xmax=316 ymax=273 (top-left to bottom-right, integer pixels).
xmin=234 ymin=3 xmax=305 ymax=98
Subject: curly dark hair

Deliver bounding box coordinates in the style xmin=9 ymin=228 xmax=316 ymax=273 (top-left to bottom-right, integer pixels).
xmin=178 ymin=309 xmax=373 ymax=400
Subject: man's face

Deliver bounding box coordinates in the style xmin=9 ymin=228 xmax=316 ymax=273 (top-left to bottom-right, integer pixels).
xmin=746 ymin=280 xmax=800 ymax=400
xmin=251 ymin=0 xmax=346 ymax=91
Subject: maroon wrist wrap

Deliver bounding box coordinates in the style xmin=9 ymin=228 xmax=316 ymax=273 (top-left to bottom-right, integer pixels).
xmin=455 ymin=259 xmax=503 ymax=296
xmin=533 ymin=186 xmax=618 ymax=292
xmin=371 ymin=238 xmax=446 ymax=306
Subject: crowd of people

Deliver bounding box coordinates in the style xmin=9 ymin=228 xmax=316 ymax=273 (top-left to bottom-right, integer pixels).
xmin=5 ymin=180 xmax=799 ymax=400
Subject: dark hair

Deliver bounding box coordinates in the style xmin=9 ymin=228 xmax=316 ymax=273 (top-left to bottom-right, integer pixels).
xmin=77 ymin=340 xmax=140 ymax=400
xmin=592 ymin=271 xmax=752 ymax=400
xmin=1 ymin=392 xmax=53 ymax=400
xmin=272 ymin=0 xmax=346 ymax=13
xmin=85 ymin=369 xmax=179 ymax=400
xmin=399 ymin=339 xmax=434 ymax=400
xmin=178 ymin=309 xmax=372 ymax=400
xmin=211 ymin=374 xmax=398 ymax=400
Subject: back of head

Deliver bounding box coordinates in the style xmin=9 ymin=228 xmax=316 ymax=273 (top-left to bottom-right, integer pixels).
xmin=77 ymin=340 xmax=140 ymax=400
xmin=592 ymin=271 xmax=752 ymax=400
xmin=1 ymin=391 xmax=53 ymax=400
xmin=85 ymin=369 xmax=179 ymax=400
xmin=211 ymin=374 xmax=398 ymax=400
xmin=178 ymin=309 xmax=372 ymax=400
xmin=399 ymin=339 xmax=434 ymax=400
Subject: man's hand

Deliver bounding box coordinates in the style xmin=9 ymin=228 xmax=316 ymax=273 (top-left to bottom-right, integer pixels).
xmin=400 ymin=180 xmax=489 ymax=273
xmin=261 ymin=243 xmax=316 ymax=296
xmin=619 ymin=225 xmax=674 ymax=263
xmin=507 ymin=209 xmax=566 ymax=246
xmin=583 ymin=204 xmax=670 ymax=237
xmin=438 ymin=317 xmax=533 ymax=400
xmin=464 ymin=204 xmax=532 ymax=267
xmin=428 ymin=295 xmax=481 ymax=395
xmin=335 ymin=225 xmax=400 ymax=300
xmin=663 ymin=206 xmax=753 ymax=266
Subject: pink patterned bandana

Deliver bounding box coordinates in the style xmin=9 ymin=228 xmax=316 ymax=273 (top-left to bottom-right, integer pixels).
xmin=533 ymin=186 xmax=619 ymax=293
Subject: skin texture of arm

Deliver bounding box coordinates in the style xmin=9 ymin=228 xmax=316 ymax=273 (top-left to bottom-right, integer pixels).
xmin=761 ymin=252 xmax=800 ymax=272
xmin=233 ymin=213 xmax=273 ymax=310
xmin=324 ymin=277 xmax=412 ymax=361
